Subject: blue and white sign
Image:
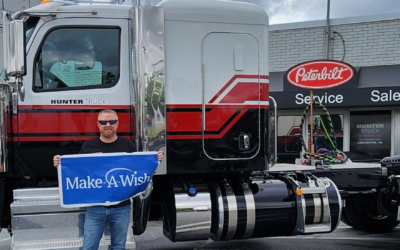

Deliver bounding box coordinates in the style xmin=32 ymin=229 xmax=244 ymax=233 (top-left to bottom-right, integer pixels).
xmin=57 ymin=152 xmax=159 ymax=208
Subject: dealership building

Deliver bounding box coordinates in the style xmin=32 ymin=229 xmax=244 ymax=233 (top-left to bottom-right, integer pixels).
xmin=269 ymin=12 xmax=400 ymax=163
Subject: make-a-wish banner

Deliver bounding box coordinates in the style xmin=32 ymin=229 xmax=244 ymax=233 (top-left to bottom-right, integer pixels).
xmin=57 ymin=152 xmax=159 ymax=208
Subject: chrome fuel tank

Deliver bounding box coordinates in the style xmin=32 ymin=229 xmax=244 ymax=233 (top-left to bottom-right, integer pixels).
xmin=162 ymin=175 xmax=341 ymax=242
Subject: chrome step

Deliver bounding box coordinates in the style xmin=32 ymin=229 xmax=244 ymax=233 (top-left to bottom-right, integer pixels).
xmin=300 ymin=187 xmax=326 ymax=194
xmin=12 ymin=235 xmax=136 ymax=250
xmin=304 ymin=224 xmax=331 ymax=233
xmin=10 ymin=187 xmax=136 ymax=250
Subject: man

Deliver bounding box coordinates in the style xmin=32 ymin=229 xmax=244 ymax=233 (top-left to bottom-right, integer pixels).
xmin=53 ymin=109 xmax=163 ymax=250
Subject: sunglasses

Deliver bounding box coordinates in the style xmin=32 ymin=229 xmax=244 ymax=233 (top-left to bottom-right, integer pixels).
xmin=98 ymin=120 xmax=118 ymax=126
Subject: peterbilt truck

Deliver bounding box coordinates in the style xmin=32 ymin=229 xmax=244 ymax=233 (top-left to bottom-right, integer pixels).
xmin=0 ymin=0 xmax=398 ymax=249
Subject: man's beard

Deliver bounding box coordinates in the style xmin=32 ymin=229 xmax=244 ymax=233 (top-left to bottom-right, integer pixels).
xmin=101 ymin=128 xmax=116 ymax=138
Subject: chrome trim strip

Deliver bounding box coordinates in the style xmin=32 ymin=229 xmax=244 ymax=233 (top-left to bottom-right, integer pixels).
xmin=322 ymin=193 xmax=330 ymax=224
xmin=176 ymin=226 xmax=211 ymax=233
xmin=242 ymin=183 xmax=255 ymax=239
xmin=301 ymin=195 xmax=306 ymax=221
xmin=0 ymin=80 xmax=9 ymax=172
xmin=268 ymin=96 xmax=277 ymax=168
xmin=317 ymin=177 xmax=334 ymax=225
xmin=176 ymin=221 xmax=210 ymax=229
xmin=224 ymin=184 xmax=237 ymax=240
xmin=313 ymin=194 xmax=321 ymax=223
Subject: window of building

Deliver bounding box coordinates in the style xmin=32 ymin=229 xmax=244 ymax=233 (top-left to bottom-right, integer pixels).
xmin=277 ymin=114 xmax=344 ymax=164
xmin=314 ymin=114 xmax=344 ymax=153
xmin=277 ymin=115 xmax=302 ymax=163
xmin=34 ymin=28 xmax=120 ymax=91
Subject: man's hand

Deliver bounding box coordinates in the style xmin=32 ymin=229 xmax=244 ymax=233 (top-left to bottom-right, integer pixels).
xmin=157 ymin=151 xmax=164 ymax=162
xmin=53 ymin=155 xmax=60 ymax=168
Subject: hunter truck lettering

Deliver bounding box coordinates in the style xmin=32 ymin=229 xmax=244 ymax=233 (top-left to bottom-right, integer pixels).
xmin=51 ymin=99 xmax=106 ymax=104
xmin=65 ymin=169 xmax=151 ymax=189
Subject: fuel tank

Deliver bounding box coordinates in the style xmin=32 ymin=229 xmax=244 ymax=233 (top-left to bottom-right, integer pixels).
xmin=162 ymin=175 xmax=341 ymax=242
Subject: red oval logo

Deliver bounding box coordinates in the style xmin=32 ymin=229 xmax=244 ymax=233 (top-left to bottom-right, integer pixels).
xmin=287 ymin=60 xmax=354 ymax=89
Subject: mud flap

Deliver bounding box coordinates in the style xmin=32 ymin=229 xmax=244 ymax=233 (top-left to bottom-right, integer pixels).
xmin=132 ymin=181 xmax=153 ymax=235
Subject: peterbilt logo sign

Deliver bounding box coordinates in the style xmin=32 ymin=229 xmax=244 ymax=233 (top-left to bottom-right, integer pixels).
xmin=286 ymin=60 xmax=354 ymax=89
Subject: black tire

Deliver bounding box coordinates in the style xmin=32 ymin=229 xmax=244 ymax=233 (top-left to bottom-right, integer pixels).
xmin=340 ymin=206 xmax=357 ymax=228
xmin=343 ymin=199 xmax=399 ymax=233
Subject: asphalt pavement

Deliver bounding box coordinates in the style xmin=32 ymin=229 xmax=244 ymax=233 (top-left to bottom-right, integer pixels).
xmin=1 ymin=222 xmax=399 ymax=250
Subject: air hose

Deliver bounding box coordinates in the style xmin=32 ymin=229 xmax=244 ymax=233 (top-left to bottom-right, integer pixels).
xmin=299 ymin=101 xmax=347 ymax=164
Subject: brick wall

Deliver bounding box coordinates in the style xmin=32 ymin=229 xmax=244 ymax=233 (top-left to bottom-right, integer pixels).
xmin=269 ymin=18 xmax=400 ymax=72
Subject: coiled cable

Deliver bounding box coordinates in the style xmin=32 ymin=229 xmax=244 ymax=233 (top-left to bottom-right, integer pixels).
xmin=299 ymin=101 xmax=347 ymax=164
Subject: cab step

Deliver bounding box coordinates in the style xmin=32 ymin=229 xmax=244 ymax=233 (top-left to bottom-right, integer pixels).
xmin=10 ymin=188 xmax=136 ymax=250
xmin=12 ymin=236 xmax=136 ymax=250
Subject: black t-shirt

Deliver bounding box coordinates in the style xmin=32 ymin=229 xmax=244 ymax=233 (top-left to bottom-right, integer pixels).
xmin=80 ymin=137 xmax=136 ymax=154
xmin=80 ymin=136 xmax=137 ymax=207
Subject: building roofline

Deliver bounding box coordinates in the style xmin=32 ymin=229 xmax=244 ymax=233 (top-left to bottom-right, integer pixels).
xmin=270 ymin=12 xmax=400 ymax=31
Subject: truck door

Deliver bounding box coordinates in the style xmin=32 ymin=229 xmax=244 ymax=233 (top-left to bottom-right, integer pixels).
xmin=15 ymin=18 xmax=132 ymax=177
xmin=202 ymin=33 xmax=262 ymax=160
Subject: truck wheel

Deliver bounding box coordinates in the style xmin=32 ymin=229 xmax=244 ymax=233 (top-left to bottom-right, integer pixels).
xmin=343 ymin=200 xmax=399 ymax=233
xmin=340 ymin=208 xmax=357 ymax=228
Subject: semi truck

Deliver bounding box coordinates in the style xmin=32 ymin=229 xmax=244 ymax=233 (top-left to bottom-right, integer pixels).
xmin=0 ymin=0 xmax=399 ymax=249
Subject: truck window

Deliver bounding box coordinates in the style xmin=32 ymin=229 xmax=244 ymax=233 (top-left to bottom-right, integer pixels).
xmin=33 ymin=28 xmax=120 ymax=91
xmin=277 ymin=116 xmax=302 ymax=163
xmin=26 ymin=17 xmax=40 ymax=44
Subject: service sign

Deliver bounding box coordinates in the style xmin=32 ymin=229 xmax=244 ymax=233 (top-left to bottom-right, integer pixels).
xmin=286 ymin=60 xmax=355 ymax=89
xmin=58 ymin=152 xmax=159 ymax=208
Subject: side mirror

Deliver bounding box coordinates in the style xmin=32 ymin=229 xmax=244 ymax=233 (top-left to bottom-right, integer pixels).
xmin=3 ymin=12 xmax=11 ymax=77
xmin=2 ymin=12 xmax=26 ymax=102
xmin=8 ymin=20 xmax=27 ymax=77
xmin=3 ymin=12 xmax=26 ymax=77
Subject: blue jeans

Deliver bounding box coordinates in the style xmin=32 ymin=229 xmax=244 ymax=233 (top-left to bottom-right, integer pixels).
xmin=82 ymin=205 xmax=130 ymax=250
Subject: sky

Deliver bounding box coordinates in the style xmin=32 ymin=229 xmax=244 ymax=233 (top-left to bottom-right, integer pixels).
xmin=152 ymin=0 xmax=400 ymax=25
xmin=2 ymin=0 xmax=400 ymax=25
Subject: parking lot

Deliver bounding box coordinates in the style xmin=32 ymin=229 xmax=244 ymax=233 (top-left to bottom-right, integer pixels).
xmin=1 ymin=222 xmax=399 ymax=250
